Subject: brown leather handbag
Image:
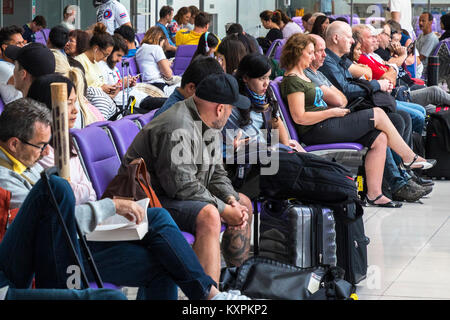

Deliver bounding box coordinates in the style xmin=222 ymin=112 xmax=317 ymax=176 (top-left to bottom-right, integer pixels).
xmin=102 ymin=158 xmax=162 ymax=208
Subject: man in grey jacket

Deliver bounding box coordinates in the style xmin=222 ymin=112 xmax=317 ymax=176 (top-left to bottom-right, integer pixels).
xmin=124 ymin=73 xmax=253 ymax=285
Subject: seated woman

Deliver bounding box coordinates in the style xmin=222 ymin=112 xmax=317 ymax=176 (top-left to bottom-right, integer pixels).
xmin=310 ymin=15 xmax=330 ymax=39
xmin=53 ymin=50 xmax=105 ymax=127
xmin=28 ymin=74 xmax=97 ymax=205
xmin=345 ymin=35 xmax=373 ymax=80
xmin=74 ymin=23 xmax=119 ymax=120
xmin=279 ymin=33 xmax=435 ymax=207
xmin=258 ymin=10 xmax=283 ymax=54
xmin=275 ymin=9 xmax=303 ymax=40
xmin=191 ymin=32 xmax=220 ymax=61
xmin=215 ymin=35 xmax=247 ymax=75
xmin=223 ymin=53 xmax=304 ymax=198
xmin=136 ymin=26 xmax=181 ymax=97
xmin=65 ymin=29 xmax=90 ymax=58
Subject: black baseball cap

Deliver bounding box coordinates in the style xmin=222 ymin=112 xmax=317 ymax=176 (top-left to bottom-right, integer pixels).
xmin=5 ymin=43 xmax=55 ymax=77
xmin=195 ymin=73 xmax=250 ymax=110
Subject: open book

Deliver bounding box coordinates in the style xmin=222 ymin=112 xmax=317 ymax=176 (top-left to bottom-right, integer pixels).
xmin=86 ymin=198 xmax=149 ymax=242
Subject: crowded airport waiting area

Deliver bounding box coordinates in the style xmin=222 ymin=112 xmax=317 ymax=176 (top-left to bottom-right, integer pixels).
xmin=0 ymin=0 xmax=449 ymax=303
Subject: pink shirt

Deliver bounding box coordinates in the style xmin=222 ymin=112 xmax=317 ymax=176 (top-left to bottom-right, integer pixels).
xmin=38 ymin=147 xmax=97 ymax=204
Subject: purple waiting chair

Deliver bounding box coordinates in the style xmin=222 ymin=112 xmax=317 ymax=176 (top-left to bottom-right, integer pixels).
xmin=137 ymin=109 xmax=158 ymax=128
xmin=266 ymin=39 xmax=285 ymax=60
xmin=291 ymin=17 xmax=305 ymax=32
xmin=71 ymin=126 xmax=122 ymax=200
xmin=35 ymin=29 xmax=50 ymax=45
xmin=105 ymin=119 xmax=141 ymax=160
xmin=270 ymin=77 xmax=365 ymax=154
xmin=172 ymin=45 xmax=197 ymax=76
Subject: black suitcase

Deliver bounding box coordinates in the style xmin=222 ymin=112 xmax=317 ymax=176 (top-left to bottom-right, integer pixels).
xmin=425 ymin=108 xmax=450 ymax=179
xmin=258 ymin=199 xmax=337 ymax=269
xmin=334 ymin=215 xmax=370 ymax=285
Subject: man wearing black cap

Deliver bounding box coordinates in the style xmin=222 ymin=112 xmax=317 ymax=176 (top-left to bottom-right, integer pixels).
xmin=5 ymin=43 xmax=56 ymax=97
xmin=123 ymin=73 xmax=253 ymax=285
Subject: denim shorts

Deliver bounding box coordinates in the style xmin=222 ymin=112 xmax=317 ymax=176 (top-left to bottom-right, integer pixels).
xmin=158 ymin=197 xmax=210 ymax=234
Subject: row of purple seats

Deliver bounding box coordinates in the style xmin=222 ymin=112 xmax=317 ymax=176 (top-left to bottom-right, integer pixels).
xmin=172 ymin=45 xmax=197 ymax=76
xmin=330 ymin=14 xmax=361 ymax=25
xmin=35 ymin=29 xmax=50 ymax=45
xmin=71 ymin=110 xmax=197 ymax=245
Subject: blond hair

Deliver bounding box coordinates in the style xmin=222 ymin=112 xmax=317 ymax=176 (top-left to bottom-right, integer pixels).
xmin=141 ymin=26 xmax=166 ymax=46
xmin=52 ymin=50 xmax=99 ymax=126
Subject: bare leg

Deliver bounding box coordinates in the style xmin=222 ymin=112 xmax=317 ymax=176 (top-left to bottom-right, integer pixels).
xmin=221 ymin=193 xmax=253 ymax=267
xmin=364 ymin=132 xmax=392 ymax=204
xmin=193 ymin=205 xmax=222 ymax=284
xmin=372 ymin=107 xmax=425 ymax=164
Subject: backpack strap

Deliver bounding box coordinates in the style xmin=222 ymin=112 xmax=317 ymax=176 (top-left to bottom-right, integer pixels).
xmin=0 ymin=158 xmax=36 ymax=186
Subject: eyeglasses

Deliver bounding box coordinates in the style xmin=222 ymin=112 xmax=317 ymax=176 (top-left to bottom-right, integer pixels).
xmin=19 ymin=138 xmax=49 ymax=153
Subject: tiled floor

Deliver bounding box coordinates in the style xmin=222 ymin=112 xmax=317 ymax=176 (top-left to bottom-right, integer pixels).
xmin=125 ymin=180 xmax=450 ymax=300
xmin=356 ymin=180 xmax=450 ymax=300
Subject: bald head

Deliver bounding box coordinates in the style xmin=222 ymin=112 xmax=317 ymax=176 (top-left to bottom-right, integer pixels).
xmin=325 ymin=21 xmax=354 ymax=57
xmin=309 ymin=34 xmax=327 ymax=70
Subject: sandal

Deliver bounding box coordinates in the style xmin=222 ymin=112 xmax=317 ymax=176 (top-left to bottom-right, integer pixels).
xmin=366 ymin=194 xmax=403 ymax=208
xmin=402 ymin=154 xmax=436 ymax=170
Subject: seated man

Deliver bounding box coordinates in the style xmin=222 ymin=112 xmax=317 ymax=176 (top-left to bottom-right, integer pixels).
xmin=123 ymin=73 xmax=254 ymax=285
xmin=114 ymin=25 xmax=138 ymax=58
xmin=307 ymin=34 xmax=432 ymax=202
xmin=0 ymin=26 xmax=25 ymax=104
xmin=99 ymin=34 xmax=148 ymax=109
xmin=416 ymin=12 xmax=440 ymax=75
xmin=5 ymin=43 xmax=55 ymax=98
xmin=354 ymin=24 xmax=450 ymax=125
xmin=156 ymin=5 xmax=177 ymax=58
xmin=0 ymin=98 xmax=249 ymax=301
xmin=154 ymin=56 xmax=224 ymax=118
xmin=47 ymin=25 xmax=70 ymax=62
xmin=22 ymin=15 xmax=47 ymax=43
xmin=175 ymin=12 xmax=210 ymax=46
xmin=353 ymin=24 xmax=427 ymax=135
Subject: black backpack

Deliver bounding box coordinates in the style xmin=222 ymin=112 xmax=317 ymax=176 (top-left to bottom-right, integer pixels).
xmin=260 ymin=151 xmax=363 ymax=222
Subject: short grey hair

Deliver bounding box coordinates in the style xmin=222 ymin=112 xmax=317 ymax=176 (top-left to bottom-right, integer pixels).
xmin=0 ymin=98 xmax=52 ymax=142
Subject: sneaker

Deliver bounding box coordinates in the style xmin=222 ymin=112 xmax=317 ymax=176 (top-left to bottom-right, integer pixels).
xmin=392 ymin=180 xmax=429 ymax=202
xmin=409 ymin=170 xmax=435 ymax=187
xmin=211 ymin=290 xmax=251 ymax=300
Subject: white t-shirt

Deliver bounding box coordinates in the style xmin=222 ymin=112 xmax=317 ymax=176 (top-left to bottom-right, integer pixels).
xmin=389 ymin=0 xmax=413 ymax=35
xmin=0 ymin=60 xmax=14 ymax=85
xmin=96 ymin=0 xmax=131 ymax=35
xmin=135 ymin=44 xmax=167 ymax=84
xmin=282 ymin=22 xmax=303 ymax=39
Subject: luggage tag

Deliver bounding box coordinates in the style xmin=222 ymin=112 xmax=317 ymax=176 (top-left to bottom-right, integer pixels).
xmin=307 ymin=272 xmax=322 ymax=294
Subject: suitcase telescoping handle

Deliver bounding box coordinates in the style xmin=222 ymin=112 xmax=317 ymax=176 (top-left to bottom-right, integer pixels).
xmin=41 ymin=167 xmax=104 ymax=289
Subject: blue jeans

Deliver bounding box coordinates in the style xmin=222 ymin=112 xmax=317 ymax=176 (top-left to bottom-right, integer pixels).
xmin=0 ymin=175 xmax=215 ymax=300
xmin=86 ymin=208 xmax=216 ymax=300
xmin=383 ymin=148 xmax=409 ymax=194
xmin=396 ymin=100 xmax=426 ymax=135
xmin=0 ymin=176 xmax=125 ymax=300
